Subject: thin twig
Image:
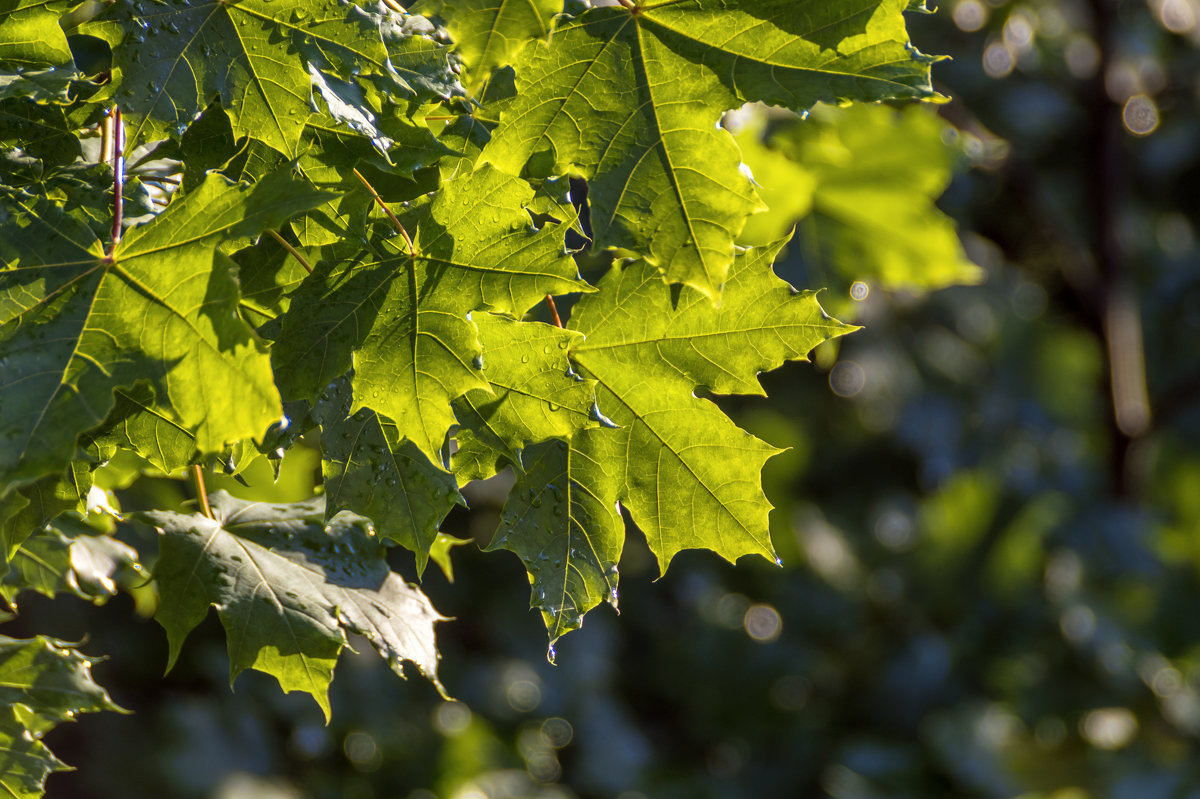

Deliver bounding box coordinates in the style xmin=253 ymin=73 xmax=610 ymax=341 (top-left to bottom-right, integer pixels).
xmin=110 ymin=107 xmax=125 ymax=254
xmin=100 ymin=111 xmax=113 ymax=165
xmin=380 ymin=0 xmax=405 ymax=13
xmin=267 ymin=229 xmax=314 ymax=274
xmin=545 ymin=294 xmax=563 ymax=328
xmin=191 ymin=464 xmax=214 ymax=520
xmin=352 ymin=167 xmax=415 ymax=256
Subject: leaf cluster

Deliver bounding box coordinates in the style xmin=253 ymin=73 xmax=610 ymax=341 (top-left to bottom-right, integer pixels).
xmin=0 ymin=0 xmax=944 ymax=791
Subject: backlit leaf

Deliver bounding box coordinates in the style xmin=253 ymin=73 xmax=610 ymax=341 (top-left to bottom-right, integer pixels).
xmin=488 ymin=434 xmax=622 ymax=650
xmin=567 ymin=238 xmax=855 ymax=569
xmin=483 ymin=0 xmax=938 ymax=299
xmin=736 ymin=103 xmax=981 ymax=292
xmin=0 ymin=170 xmax=331 ymax=491
xmin=433 ymin=0 xmax=559 ymax=91
xmin=452 ymin=313 xmax=598 ymax=470
xmin=92 ymin=0 xmax=464 ymax=156
xmin=0 ymin=0 xmax=76 ymax=102
xmin=272 ymin=163 xmax=588 ymax=465
xmin=313 ymin=377 xmax=464 ymax=571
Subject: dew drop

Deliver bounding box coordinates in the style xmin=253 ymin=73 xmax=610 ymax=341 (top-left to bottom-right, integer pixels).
xmin=588 ymin=402 xmax=618 ymax=428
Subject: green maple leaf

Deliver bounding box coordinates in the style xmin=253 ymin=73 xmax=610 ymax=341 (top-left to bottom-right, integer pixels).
xmin=142 ymin=491 xmax=447 ymax=720
xmin=487 ymin=434 xmax=622 ymax=651
xmin=90 ymin=0 xmax=465 ymax=156
xmin=272 ymin=163 xmax=589 ymax=466
xmin=567 ymin=238 xmax=855 ymax=570
xmin=0 ymin=0 xmax=76 ymax=102
xmin=736 ymin=103 xmax=981 ymax=292
xmin=488 ymin=238 xmax=855 ymax=646
xmin=482 ymin=0 xmax=939 ymax=299
xmin=290 ymin=118 xmax=452 ymax=248
xmin=81 ymin=385 xmax=198 ymax=475
xmin=0 ymin=708 xmax=64 ymax=799
xmin=452 ymin=313 xmax=598 ymax=472
xmin=427 ymin=0 xmax=559 ymax=91
xmin=0 ymin=98 xmax=80 ymax=178
xmin=313 ymin=376 xmax=465 ymax=571
xmin=2 ymin=514 xmax=146 ymax=610
xmin=0 ymin=635 xmax=126 ymax=799
xmin=1 ymin=465 xmax=88 ymax=573
xmin=0 ymin=170 xmax=332 ymax=492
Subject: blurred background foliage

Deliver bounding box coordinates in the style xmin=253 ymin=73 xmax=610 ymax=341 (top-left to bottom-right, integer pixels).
xmin=6 ymin=0 xmax=1200 ymax=796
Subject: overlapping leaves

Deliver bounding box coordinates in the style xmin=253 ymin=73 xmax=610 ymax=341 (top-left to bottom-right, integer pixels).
xmin=273 ymin=163 xmax=588 ymax=465
xmin=482 ymin=0 xmax=939 ymax=299
xmin=736 ymin=103 xmax=981 ymax=292
xmin=483 ymin=240 xmax=854 ymax=646
xmin=0 ymin=170 xmax=330 ymax=493
xmin=0 ymin=635 xmax=125 ymax=799
xmin=0 ymin=0 xmax=76 ymax=101
xmin=89 ymin=0 xmax=465 ymax=156
xmin=0 ymin=1 xmax=960 ymax=789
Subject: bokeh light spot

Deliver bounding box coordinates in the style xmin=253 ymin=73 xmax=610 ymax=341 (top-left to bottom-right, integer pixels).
xmin=953 ymin=0 xmax=988 ymax=32
xmin=541 ymin=717 xmax=574 ymax=748
xmin=1080 ymin=707 xmax=1138 ymax=749
xmin=743 ymin=603 xmax=782 ymax=643
xmin=433 ymin=701 xmax=472 ymax=736
xmin=829 ymin=361 xmax=866 ymax=397
xmin=983 ymin=42 xmax=1015 ymax=78
xmin=343 ymin=731 xmax=380 ymax=771
xmin=507 ymin=680 xmax=543 ymax=712
xmin=1122 ymin=94 xmax=1160 ymax=135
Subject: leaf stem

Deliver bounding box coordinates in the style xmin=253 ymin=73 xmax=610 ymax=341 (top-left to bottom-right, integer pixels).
xmin=267 ymin=229 xmax=314 ymax=274
xmin=191 ymin=464 xmax=214 ymax=520
xmin=545 ymin=295 xmax=563 ymax=328
xmin=380 ymin=0 xmax=405 ymax=13
xmin=100 ymin=112 xmax=113 ymax=165
xmin=352 ymin=167 xmax=415 ymax=257
xmin=109 ymin=107 xmax=125 ymax=255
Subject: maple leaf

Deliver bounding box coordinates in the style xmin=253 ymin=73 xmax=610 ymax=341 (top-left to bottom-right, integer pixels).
xmin=88 ymin=0 xmax=465 ymax=156
xmin=428 ymin=0 xmax=559 ymax=91
xmin=0 ymin=0 xmax=76 ymax=102
xmin=0 ymin=635 xmax=125 ymax=799
xmin=482 ymin=0 xmax=940 ymax=300
xmin=0 ymin=170 xmax=332 ymax=492
xmin=484 ymin=238 xmax=856 ymax=645
xmin=1 ymin=465 xmax=89 ymax=578
xmin=142 ymin=491 xmax=447 ymax=720
xmin=488 ymin=433 xmax=622 ymax=651
xmin=272 ymin=163 xmax=589 ymax=466
xmin=1 ymin=514 xmax=147 ymax=610
xmin=452 ymin=313 xmax=599 ymax=472
xmin=736 ymin=103 xmax=981 ymax=292
xmin=568 ymin=240 xmax=855 ymax=567
xmin=313 ymin=376 xmax=464 ymax=572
